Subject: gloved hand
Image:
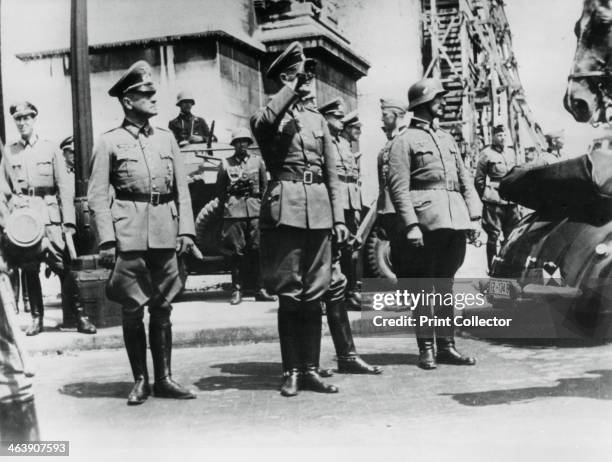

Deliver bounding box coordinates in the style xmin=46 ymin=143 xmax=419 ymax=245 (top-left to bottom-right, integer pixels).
xmin=406 ymin=225 xmax=424 ymax=247
xmin=333 ymin=223 xmax=350 ymax=244
xmin=62 ymin=224 xmax=77 ymax=236
xmin=176 ymin=236 xmax=204 ymax=260
xmin=99 ymin=242 xmax=117 ymax=269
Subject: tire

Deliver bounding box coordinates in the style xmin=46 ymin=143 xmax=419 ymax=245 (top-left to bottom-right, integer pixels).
xmin=194 ymin=198 xmax=223 ymax=256
xmin=363 ymin=225 xmax=396 ymax=281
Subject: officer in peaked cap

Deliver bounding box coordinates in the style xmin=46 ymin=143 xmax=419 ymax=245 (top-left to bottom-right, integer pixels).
xmin=168 ymin=90 xmax=216 ymax=147
xmin=88 ymin=60 xmax=201 ymax=405
xmin=318 ymin=99 xmax=381 ymax=375
xmin=1 ymin=102 xmax=96 ymax=337
xmin=474 ymin=125 xmax=521 ymax=271
xmin=216 ymin=127 xmax=275 ymax=305
xmin=387 ymin=78 xmax=482 ymax=370
xmin=252 ymin=41 xmax=349 ymax=397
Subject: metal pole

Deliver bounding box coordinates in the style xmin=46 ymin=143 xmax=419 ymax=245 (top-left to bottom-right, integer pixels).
xmin=70 ymin=0 xmax=96 ymax=253
xmin=0 ymin=0 xmax=6 ymax=145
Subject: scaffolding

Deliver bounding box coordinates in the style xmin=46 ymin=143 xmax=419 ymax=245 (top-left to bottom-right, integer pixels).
xmin=421 ymin=0 xmax=546 ymax=165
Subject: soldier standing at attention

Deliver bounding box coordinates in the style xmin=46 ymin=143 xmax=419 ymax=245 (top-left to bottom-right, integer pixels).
xmin=215 ymin=127 xmax=276 ymax=305
xmin=0 ymin=102 xmax=96 ymax=336
xmin=251 ymin=42 xmax=349 ymax=397
xmin=318 ymin=98 xmax=381 ymax=376
xmin=168 ymin=91 xmax=216 ymax=147
xmin=88 ymin=61 xmax=200 ymax=405
xmin=387 ymin=78 xmax=482 ymax=370
xmin=474 ymin=125 xmax=521 ymax=271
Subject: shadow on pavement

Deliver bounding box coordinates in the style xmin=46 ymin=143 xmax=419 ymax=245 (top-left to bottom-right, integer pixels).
xmin=359 ymin=353 xmax=419 ymax=366
xmin=59 ymin=381 xmax=133 ymax=399
xmin=444 ymin=369 xmax=612 ymax=406
xmin=194 ymin=361 xmax=281 ymax=391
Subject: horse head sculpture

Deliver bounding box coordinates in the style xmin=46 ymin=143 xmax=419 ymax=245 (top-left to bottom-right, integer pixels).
xmin=565 ymin=0 xmax=612 ymax=123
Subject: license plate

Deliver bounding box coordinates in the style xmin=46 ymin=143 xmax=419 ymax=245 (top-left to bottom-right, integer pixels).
xmin=489 ymin=278 xmax=512 ymax=298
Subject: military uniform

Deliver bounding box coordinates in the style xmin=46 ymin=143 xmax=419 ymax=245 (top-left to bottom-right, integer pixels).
xmin=168 ymin=113 xmax=213 ymax=146
xmin=474 ymin=144 xmax=521 ymax=270
xmin=88 ymin=60 xmax=197 ymax=405
xmin=387 ymin=105 xmax=481 ymax=368
xmin=251 ymin=41 xmax=345 ymax=396
xmin=216 ymin=146 xmax=268 ymax=303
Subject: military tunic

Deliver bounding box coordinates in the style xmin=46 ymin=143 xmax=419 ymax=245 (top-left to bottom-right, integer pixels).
xmin=376 ymin=125 xmax=406 ymax=240
xmin=251 ymin=85 xmax=345 ymax=309
xmin=215 ymin=152 xmax=268 ymax=256
xmin=87 ymin=119 xmax=195 ymax=310
xmin=168 ymin=113 xmax=213 ymax=145
xmin=0 ymin=135 xmax=75 ymax=273
xmin=474 ymin=145 xmax=521 ymax=258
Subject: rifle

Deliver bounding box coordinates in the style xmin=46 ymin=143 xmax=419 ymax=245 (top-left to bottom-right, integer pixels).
xmin=206 ymin=120 xmax=215 ymax=155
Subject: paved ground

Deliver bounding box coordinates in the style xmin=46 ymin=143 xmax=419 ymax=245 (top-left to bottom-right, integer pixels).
xmin=28 ymin=335 xmax=612 ymax=461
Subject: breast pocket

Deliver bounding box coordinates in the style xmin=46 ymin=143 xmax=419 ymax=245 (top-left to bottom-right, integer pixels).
xmin=114 ymin=145 xmax=140 ymax=178
xmin=160 ymin=153 xmax=174 ymax=177
xmin=36 ymin=160 xmax=53 ymax=177
xmin=313 ymin=129 xmax=324 ymax=152
xmin=10 ymin=160 xmax=26 ymax=183
xmin=44 ymin=195 xmax=62 ymax=224
xmin=413 ymin=150 xmax=435 ymax=169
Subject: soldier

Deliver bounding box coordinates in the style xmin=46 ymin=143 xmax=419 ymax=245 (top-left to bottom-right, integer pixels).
xmin=387 ymin=78 xmax=482 ymax=370
xmin=377 ymin=98 xmax=408 ymax=239
xmin=474 ymin=125 xmax=521 ymax=271
xmin=215 ymin=127 xmax=276 ymax=305
xmin=542 ymin=130 xmax=566 ymax=164
xmin=318 ymin=99 xmax=381 ymax=375
xmin=168 ymin=91 xmax=216 ymax=147
xmin=251 ymin=42 xmax=349 ymax=397
xmin=0 ymin=102 xmax=96 ymax=336
xmin=88 ymin=60 xmax=200 ymax=405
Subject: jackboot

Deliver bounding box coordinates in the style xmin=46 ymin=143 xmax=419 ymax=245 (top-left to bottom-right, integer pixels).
xmin=436 ymin=336 xmax=476 ymax=366
xmin=0 ymin=398 xmax=40 ymax=441
xmin=416 ymin=338 xmax=437 ymax=370
xmin=326 ymin=299 xmax=382 ymax=374
xmin=149 ymin=318 xmax=196 ymax=399
xmin=25 ymin=272 xmax=43 ymax=336
xmin=64 ymin=274 xmax=96 ymax=334
xmin=486 ymin=242 xmax=497 ymax=272
xmin=300 ymin=307 xmax=338 ymax=393
xmin=278 ymin=307 xmax=301 ymax=397
xmin=122 ymin=317 xmax=150 ymax=405
xmin=230 ymin=256 xmax=243 ymax=305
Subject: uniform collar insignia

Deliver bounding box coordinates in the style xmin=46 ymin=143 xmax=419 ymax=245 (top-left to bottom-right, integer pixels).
xmin=19 ymin=133 xmax=39 ymax=147
xmin=123 ymin=118 xmax=154 ymax=137
xmin=410 ymin=117 xmax=433 ymax=131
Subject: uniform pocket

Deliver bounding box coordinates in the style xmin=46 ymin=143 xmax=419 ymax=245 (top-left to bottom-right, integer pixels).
xmin=413 ymin=151 xmax=434 ymax=168
xmin=160 ymin=152 xmax=174 ymax=177
xmin=44 ymin=195 xmax=62 ymax=223
xmin=261 ymin=182 xmax=282 ymax=226
xmin=114 ymin=144 xmax=140 ymax=177
xmin=36 ymin=160 xmax=53 ymax=177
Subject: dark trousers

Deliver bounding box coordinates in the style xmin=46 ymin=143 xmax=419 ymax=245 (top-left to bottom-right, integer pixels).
xmin=339 ymin=209 xmax=360 ymax=293
xmin=482 ymin=203 xmax=521 ymax=269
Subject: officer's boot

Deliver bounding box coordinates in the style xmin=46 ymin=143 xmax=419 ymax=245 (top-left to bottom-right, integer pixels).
xmin=341 ymin=249 xmax=362 ymax=311
xmin=230 ymin=256 xmax=243 ymax=305
xmin=63 ymin=273 xmax=96 ymax=334
xmin=486 ymin=241 xmax=497 ymax=273
xmin=122 ymin=313 xmax=151 ymax=405
xmin=326 ymin=299 xmax=382 ymax=374
xmin=278 ymin=303 xmax=301 ymax=397
xmin=300 ymin=303 xmax=338 ymax=393
xmin=0 ymin=398 xmax=40 ymax=441
xmin=414 ymin=302 xmax=436 ymax=370
xmin=435 ymin=304 xmax=476 ymax=366
xmin=150 ymin=306 xmax=196 ymax=399
xmin=25 ymin=272 xmax=43 ymax=336
xmin=253 ymin=252 xmax=277 ymax=301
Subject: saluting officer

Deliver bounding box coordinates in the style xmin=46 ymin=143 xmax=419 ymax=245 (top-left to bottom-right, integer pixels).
xmin=0 ymin=102 xmax=96 ymax=336
xmin=317 ymin=99 xmax=381 ymax=376
xmin=215 ymin=127 xmax=276 ymax=305
xmin=387 ymin=78 xmax=482 ymax=370
xmin=474 ymin=125 xmax=521 ymax=271
xmin=377 ymin=98 xmax=408 ymax=241
xmin=88 ymin=60 xmax=200 ymax=405
xmin=251 ymin=42 xmax=349 ymax=397
xmin=168 ymin=91 xmax=216 ymax=147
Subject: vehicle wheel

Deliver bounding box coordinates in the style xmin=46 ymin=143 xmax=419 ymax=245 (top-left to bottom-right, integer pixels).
xmin=363 ymin=225 xmax=396 ymax=281
xmin=194 ymin=198 xmax=223 ymax=255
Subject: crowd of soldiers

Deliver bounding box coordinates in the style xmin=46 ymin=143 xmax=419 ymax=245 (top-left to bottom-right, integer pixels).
xmin=0 ymin=39 xmax=568 ymax=413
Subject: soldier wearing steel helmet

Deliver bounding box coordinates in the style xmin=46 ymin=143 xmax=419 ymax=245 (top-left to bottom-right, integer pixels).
xmin=168 ymin=91 xmax=216 ymax=147
xmin=88 ymin=60 xmax=200 ymax=405
xmin=387 ymin=78 xmax=482 ymax=370
xmin=215 ymin=127 xmax=276 ymax=305
xmin=251 ymin=41 xmax=349 ymax=397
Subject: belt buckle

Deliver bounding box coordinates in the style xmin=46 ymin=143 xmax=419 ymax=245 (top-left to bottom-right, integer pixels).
xmin=28 ymin=187 xmax=35 ymax=197
xmin=303 ymin=170 xmax=313 ymax=185
xmin=151 ymin=191 xmax=160 ymax=205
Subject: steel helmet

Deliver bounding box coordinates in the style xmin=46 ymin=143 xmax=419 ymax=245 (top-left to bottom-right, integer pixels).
xmin=230 ymin=127 xmax=254 ymax=145
xmin=176 ymin=91 xmax=195 ymax=106
xmin=407 ymin=78 xmax=447 ymax=110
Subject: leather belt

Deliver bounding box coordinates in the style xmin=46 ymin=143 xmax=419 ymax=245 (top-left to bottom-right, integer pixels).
xmin=338 ymin=174 xmax=359 ymax=183
xmin=116 ymin=191 xmax=174 ymax=205
xmin=20 ymin=186 xmax=56 ymax=197
xmin=411 ymin=179 xmax=460 ymax=192
xmin=272 ymin=170 xmax=324 ymax=184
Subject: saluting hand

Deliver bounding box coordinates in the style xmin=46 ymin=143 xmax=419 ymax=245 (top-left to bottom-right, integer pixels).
xmin=99 ymin=242 xmax=117 ymax=269
xmin=333 ymin=223 xmax=350 ymax=244
xmin=176 ymin=236 xmax=204 ymax=260
xmin=406 ymin=225 xmax=424 ymax=247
